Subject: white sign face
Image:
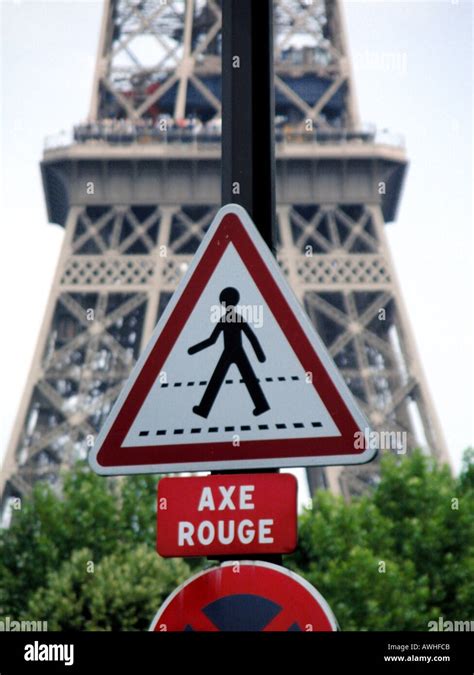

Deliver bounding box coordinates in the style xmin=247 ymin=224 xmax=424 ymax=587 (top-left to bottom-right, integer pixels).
xmin=123 ymin=243 xmax=340 ymax=448
xmin=90 ymin=204 xmax=375 ymax=475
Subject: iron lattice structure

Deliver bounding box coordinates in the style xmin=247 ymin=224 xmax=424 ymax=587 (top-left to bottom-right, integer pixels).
xmin=1 ymin=0 xmax=450 ymax=509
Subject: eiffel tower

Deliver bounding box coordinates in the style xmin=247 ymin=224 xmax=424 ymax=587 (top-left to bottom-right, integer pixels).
xmin=1 ymin=0 xmax=450 ymax=511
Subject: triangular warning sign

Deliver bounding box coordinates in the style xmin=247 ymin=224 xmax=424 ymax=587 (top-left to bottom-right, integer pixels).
xmin=90 ymin=205 xmax=375 ymax=475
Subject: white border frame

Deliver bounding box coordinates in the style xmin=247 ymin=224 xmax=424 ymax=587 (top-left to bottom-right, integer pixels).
xmin=89 ymin=204 xmax=376 ymax=475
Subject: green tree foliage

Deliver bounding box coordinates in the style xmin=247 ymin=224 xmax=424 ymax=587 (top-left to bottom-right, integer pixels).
xmin=0 ymin=451 xmax=472 ymax=630
xmin=286 ymin=450 xmax=474 ymax=630
xmin=27 ymin=546 xmax=188 ymax=631
xmin=0 ymin=467 xmax=193 ymax=629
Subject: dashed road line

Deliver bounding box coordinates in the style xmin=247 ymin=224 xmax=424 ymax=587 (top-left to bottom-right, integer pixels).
xmin=141 ymin=420 xmax=323 ymax=438
xmin=158 ymin=375 xmax=302 ymax=388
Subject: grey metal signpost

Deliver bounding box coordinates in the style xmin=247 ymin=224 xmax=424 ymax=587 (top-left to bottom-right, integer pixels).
xmin=216 ymin=0 xmax=281 ymax=564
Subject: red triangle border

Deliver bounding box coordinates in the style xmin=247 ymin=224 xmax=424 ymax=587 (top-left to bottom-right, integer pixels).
xmin=96 ymin=212 xmax=365 ymax=468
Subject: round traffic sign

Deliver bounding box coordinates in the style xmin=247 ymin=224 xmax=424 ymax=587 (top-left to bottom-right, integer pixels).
xmin=150 ymin=561 xmax=338 ymax=632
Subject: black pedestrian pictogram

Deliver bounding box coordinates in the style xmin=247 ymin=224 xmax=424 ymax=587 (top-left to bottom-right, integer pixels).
xmin=188 ymin=287 xmax=270 ymax=418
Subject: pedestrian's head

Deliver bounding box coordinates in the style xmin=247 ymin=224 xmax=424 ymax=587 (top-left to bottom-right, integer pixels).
xmin=219 ymin=287 xmax=239 ymax=308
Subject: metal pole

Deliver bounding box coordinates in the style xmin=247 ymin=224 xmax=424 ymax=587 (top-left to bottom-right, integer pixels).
xmin=214 ymin=0 xmax=281 ymax=566
xmin=221 ymin=0 xmax=276 ymax=253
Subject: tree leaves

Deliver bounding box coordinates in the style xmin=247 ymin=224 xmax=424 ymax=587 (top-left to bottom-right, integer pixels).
xmin=27 ymin=546 xmax=189 ymax=631
xmin=286 ymin=449 xmax=474 ymax=630
xmin=1 ymin=450 xmax=472 ymax=630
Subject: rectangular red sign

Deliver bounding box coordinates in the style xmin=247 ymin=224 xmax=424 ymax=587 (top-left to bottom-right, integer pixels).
xmin=157 ymin=473 xmax=298 ymax=557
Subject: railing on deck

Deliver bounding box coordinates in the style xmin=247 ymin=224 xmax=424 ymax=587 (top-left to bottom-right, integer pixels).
xmin=44 ymin=121 xmax=405 ymax=151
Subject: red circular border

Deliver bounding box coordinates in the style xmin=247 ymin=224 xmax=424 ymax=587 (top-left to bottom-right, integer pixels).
xmin=150 ymin=561 xmax=337 ymax=632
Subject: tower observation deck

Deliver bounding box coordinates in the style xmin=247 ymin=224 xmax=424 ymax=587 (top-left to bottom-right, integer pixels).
xmin=1 ymin=0 xmax=450 ymax=509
